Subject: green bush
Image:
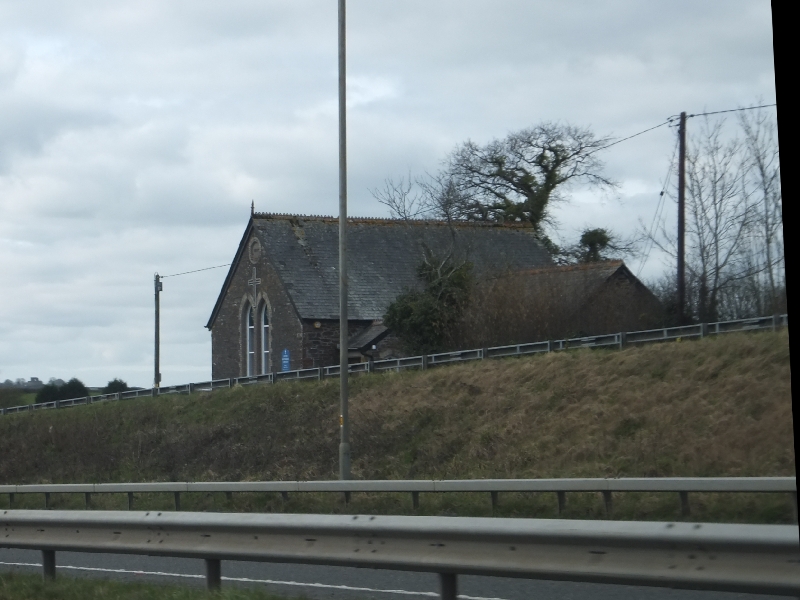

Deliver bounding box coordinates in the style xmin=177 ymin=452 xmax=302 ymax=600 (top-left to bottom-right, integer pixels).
xmin=384 ymin=253 xmax=472 ymax=354
xmin=35 ymin=378 xmax=89 ymax=403
xmin=103 ymin=378 xmax=129 ymax=394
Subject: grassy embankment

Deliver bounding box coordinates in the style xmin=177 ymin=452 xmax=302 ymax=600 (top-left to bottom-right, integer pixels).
xmin=0 ymin=330 xmax=794 ymax=523
xmin=0 ymin=573 xmax=296 ymax=600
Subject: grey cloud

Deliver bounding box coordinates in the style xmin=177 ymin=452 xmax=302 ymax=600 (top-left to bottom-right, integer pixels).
xmin=0 ymin=101 xmax=112 ymax=171
xmin=0 ymin=1 xmax=776 ymax=385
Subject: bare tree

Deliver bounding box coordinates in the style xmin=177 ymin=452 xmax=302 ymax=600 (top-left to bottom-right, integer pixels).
xmin=683 ymin=117 xmax=752 ymax=322
xmin=371 ymin=169 xmax=472 ymax=226
xmin=374 ymin=121 xmax=618 ymax=263
xmin=416 ymin=172 xmax=467 ymax=224
xmin=370 ymin=173 xmax=429 ymax=220
xmin=738 ymin=108 xmax=783 ymax=314
xmin=444 ymin=122 xmax=617 ymax=235
xmin=644 ymin=109 xmax=783 ymax=323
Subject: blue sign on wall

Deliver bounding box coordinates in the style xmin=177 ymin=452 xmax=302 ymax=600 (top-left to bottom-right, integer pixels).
xmin=281 ymin=349 xmax=290 ymax=372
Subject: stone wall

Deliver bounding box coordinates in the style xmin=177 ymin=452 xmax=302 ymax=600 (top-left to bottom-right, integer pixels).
xmin=301 ymin=319 xmax=374 ymax=368
xmin=301 ymin=319 xmax=338 ymax=369
xmin=210 ymin=231 xmax=383 ymax=376
xmin=210 ymin=232 xmax=304 ymax=379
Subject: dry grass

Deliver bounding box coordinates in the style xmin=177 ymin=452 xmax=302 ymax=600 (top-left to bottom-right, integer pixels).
xmin=0 ymin=330 xmax=793 ymax=522
xmin=349 ymin=330 xmax=793 ymax=480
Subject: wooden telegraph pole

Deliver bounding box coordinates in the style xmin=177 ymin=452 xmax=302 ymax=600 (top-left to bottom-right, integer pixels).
xmin=154 ymin=273 xmax=162 ymax=389
xmin=338 ymin=0 xmax=351 ymax=481
xmin=677 ymin=112 xmax=687 ymax=325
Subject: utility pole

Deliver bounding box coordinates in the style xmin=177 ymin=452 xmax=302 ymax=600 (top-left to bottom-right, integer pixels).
xmin=337 ymin=0 xmax=351 ymax=481
xmin=677 ymin=111 xmax=687 ymax=325
xmin=154 ymin=273 xmax=162 ymax=389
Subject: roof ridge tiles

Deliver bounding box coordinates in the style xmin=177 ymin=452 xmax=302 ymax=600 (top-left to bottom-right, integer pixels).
xmin=514 ymin=260 xmax=624 ymax=276
xmin=252 ymin=212 xmax=534 ymax=228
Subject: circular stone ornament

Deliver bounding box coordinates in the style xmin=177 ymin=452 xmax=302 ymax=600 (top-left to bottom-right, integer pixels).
xmin=248 ymin=238 xmax=262 ymax=264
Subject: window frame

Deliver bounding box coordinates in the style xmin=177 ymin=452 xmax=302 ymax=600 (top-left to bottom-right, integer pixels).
xmin=246 ymin=304 xmax=255 ymax=377
xmin=261 ymin=302 xmax=270 ymax=374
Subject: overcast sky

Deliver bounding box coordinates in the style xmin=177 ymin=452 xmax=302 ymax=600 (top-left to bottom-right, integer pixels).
xmin=0 ymin=1 xmax=776 ymax=388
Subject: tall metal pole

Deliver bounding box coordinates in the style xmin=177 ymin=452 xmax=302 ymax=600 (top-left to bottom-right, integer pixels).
xmin=338 ymin=0 xmax=351 ymax=481
xmin=154 ymin=273 xmax=162 ymax=389
xmin=677 ymin=112 xmax=687 ymax=325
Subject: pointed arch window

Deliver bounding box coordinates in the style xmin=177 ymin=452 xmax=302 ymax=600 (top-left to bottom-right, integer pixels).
xmin=246 ymin=304 xmax=255 ymax=376
xmin=261 ymin=303 xmax=270 ymax=374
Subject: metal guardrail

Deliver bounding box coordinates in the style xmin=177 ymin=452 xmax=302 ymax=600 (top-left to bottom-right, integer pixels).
xmin=0 ymin=314 xmax=787 ymax=417
xmin=1 ymin=477 xmax=796 ymax=521
xmin=2 ymin=510 xmax=798 ymax=597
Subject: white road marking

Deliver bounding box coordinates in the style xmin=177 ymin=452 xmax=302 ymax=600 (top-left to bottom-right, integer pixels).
xmin=0 ymin=561 xmax=509 ymax=600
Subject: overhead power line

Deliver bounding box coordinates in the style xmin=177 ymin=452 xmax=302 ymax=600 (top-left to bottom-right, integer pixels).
xmin=592 ymin=120 xmax=672 ymax=154
xmin=161 ymin=264 xmax=231 ymax=278
xmin=676 ymin=102 xmax=777 ymax=120
xmin=632 ymin=102 xmax=776 ymax=278
xmin=637 ymin=134 xmax=680 ymax=278
xmin=593 ymin=103 xmax=777 ymax=156
xmin=155 ymin=105 xmax=775 ymax=285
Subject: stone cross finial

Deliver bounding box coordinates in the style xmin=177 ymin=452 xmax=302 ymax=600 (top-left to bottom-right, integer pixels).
xmin=248 ymin=267 xmax=261 ymax=304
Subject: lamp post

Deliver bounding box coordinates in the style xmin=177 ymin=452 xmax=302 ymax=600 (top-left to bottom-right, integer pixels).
xmin=677 ymin=111 xmax=687 ymax=325
xmin=338 ymin=0 xmax=351 ymax=481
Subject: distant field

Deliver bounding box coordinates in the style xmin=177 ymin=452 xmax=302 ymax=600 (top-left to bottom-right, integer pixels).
xmin=0 ymin=330 xmax=793 ymax=523
xmin=0 ymin=390 xmax=35 ymax=409
xmin=0 ymin=388 xmax=106 ymax=409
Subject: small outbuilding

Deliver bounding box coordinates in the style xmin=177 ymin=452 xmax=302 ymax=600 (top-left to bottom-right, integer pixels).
xmin=459 ymin=260 xmax=664 ymax=348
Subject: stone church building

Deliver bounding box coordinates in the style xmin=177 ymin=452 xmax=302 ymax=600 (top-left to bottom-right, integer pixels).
xmin=206 ymin=212 xmax=554 ymax=379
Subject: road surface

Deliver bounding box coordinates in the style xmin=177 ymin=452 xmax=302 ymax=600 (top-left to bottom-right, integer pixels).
xmin=0 ymin=548 xmax=790 ymax=600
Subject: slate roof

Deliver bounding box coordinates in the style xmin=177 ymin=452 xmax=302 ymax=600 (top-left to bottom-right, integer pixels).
xmin=347 ymin=323 xmax=390 ymax=351
xmin=504 ymin=260 xmax=653 ymax=304
xmin=207 ymin=213 xmax=553 ymax=327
